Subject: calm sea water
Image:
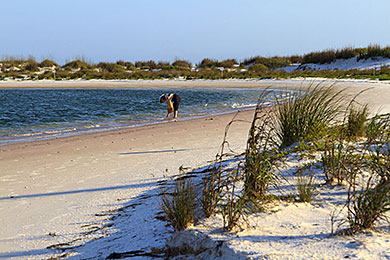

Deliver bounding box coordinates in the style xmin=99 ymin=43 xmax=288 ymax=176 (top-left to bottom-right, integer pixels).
xmin=0 ymin=87 xmax=288 ymax=145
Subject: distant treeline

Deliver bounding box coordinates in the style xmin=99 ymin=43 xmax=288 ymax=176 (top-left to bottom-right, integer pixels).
xmin=1 ymin=45 xmax=390 ymax=81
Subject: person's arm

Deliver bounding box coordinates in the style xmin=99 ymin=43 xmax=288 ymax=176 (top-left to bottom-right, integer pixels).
xmin=166 ymin=95 xmax=173 ymax=118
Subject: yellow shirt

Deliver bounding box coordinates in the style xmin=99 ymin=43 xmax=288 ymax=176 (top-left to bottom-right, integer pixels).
xmin=167 ymin=99 xmax=173 ymax=113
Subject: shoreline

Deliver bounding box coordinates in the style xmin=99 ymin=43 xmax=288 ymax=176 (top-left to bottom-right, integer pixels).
xmin=0 ymin=107 xmax=255 ymax=147
xmin=0 ymin=107 xmax=253 ymax=155
xmin=0 ymin=85 xmax=271 ymax=146
xmin=0 ymin=77 xmax=389 ymax=89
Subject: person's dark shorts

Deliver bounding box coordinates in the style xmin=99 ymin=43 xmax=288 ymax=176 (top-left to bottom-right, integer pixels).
xmin=172 ymin=94 xmax=181 ymax=112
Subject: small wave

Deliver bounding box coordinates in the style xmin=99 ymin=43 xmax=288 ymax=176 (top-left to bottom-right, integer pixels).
xmin=231 ymin=103 xmax=257 ymax=108
xmin=82 ymin=124 xmax=102 ymax=129
xmin=9 ymin=128 xmax=78 ymax=137
xmin=8 ymin=124 xmax=112 ymax=138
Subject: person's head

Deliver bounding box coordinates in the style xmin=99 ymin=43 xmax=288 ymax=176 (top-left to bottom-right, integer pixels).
xmin=159 ymin=94 xmax=167 ymax=103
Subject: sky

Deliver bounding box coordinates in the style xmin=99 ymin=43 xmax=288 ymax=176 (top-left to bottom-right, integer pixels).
xmin=1 ymin=0 xmax=389 ymax=65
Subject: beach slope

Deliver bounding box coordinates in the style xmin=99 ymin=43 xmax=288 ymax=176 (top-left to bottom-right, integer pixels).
xmin=1 ymin=79 xmax=390 ymax=259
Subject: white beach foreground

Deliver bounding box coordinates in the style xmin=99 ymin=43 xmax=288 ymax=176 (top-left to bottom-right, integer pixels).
xmin=1 ymin=79 xmax=390 ymax=259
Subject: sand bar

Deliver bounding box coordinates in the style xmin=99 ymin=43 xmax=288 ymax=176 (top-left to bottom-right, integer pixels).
xmin=1 ymin=79 xmax=390 ymax=259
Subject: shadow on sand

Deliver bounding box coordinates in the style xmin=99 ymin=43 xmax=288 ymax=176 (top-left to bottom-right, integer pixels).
xmin=119 ymin=148 xmax=189 ymax=155
xmin=0 ymin=180 xmax=158 ymax=201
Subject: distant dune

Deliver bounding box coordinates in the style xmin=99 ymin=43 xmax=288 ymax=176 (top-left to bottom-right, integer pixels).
xmin=280 ymin=57 xmax=390 ymax=72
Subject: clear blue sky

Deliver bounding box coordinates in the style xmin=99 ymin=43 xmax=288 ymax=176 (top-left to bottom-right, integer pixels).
xmin=1 ymin=0 xmax=389 ymax=65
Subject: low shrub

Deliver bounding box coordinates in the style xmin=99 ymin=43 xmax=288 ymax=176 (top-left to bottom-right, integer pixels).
xmin=40 ymin=59 xmax=58 ymax=68
xmin=199 ymin=58 xmax=219 ymax=69
xmin=248 ymin=63 xmax=268 ymax=73
xmin=134 ymin=60 xmax=158 ymax=70
xmin=241 ymin=56 xmax=291 ymax=69
xmin=335 ymin=47 xmax=359 ymax=60
xmin=172 ymin=59 xmax=192 ymax=69
xmin=97 ymin=62 xmax=126 ymax=73
xmin=63 ymin=59 xmax=90 ymax=70
xmin=302 ymin=50 xmax=337 ymax=64
xmin=25 ymin=60 xmax=39 ymax=72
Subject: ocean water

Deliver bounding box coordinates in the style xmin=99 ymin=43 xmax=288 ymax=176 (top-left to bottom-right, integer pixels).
xmin=0 ymin=87 xmax=289 ymax=145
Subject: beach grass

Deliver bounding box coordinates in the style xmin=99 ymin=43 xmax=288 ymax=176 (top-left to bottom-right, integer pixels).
xmin=244 ymin=90 xmax=281 ymax=202
xmin=321 ymin=139 xmax=350 ymax=185
xmin=157 ymin=83 xmax=390 ymax=240
xmin=222 ymin=164 xmax=248 ymax=231
xmin=346 ymin=149 xmax=390 ymax=231
xmin=366 ymin=114 xmax=390 ymax=144
xmin=345 ymin=104 xmax=369 ymax=139
xmin=201 ymin=166 xmax=223 ymax=218
xmin=296 ymin=172 xmax=315 ymax=203
xmin=275 ymin=83 xmax=345 ymax=148
xmin=160 ymin=179 xmax=196 ymax=231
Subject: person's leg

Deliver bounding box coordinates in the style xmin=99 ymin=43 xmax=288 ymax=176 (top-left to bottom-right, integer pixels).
xmin=172 ymin=95 xmax=181 ymax=119
xmin=173 ymin=104 xmax=179 ymax=119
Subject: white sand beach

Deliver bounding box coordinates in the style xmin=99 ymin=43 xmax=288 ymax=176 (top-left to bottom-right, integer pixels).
xmin=1 ymin=79 xmax=390 ymax=259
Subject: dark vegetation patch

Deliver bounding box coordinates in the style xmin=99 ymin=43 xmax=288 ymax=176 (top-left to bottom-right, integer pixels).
xmin=1 ymin=45 xmax=390 ymax=81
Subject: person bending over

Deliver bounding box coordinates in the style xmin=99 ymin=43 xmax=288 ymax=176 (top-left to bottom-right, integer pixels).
xmin=159 ymin=93 xmax=181 ymax=120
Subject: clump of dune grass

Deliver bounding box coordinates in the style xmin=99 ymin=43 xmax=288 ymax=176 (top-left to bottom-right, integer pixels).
xmin=347 ymin=173 xmax=390 ymax=232
xmin=244 ymin=90 xmax=281 ymax=201
xmin=346 ymin=147 xmax=390 ymax=231
xmin=366 ymin=113 xmax=390 ymax=144
xmin=160 ymin=179 xmax=196 ymax=231
xmin=296 ymin=172 xmax=315 ymax=203
xmin=200 ymin=111 xmax=250 ymax=230
xmin=344 ymin=113 xmax=390 ymax=232
xmin=321 ymin=97 xmax=369 ymax=184
xmin=345 ymin=104 xmax=369 ymax=139
xmin=245 ymin=147 xmax=280 ymax=201
xmin=321 ymin=139 xmax=351 ymax=185
xmin=201 ymin=166 xmax=223 ymax=217
xmin=222 ymin=164 xmax=248 ymax=232
xmin=275 ymin=83 xmax=345 ymax=148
